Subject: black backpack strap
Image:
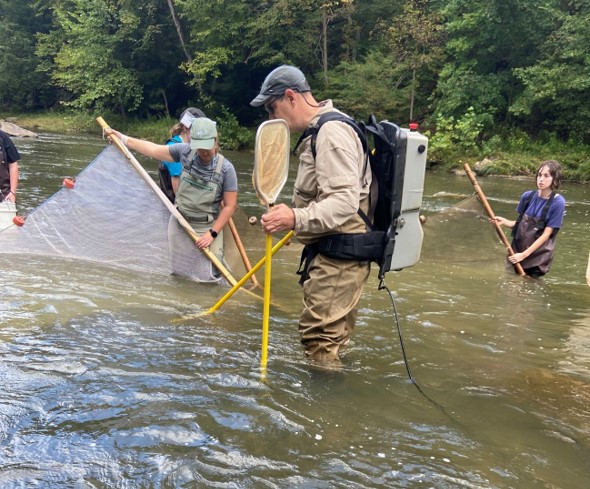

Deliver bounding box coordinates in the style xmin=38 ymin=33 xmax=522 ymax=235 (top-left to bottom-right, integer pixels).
xmin=292 ymin=112 xmax=372 ymax=228
xmin=362 ymin=115 xmax=399 ymax=226
xmin=158 ymin=161 xmax=175 ymax=203
xmin=296 ymin=245 xmax=317 ymax=286
xmin=540 ymin=192 xmax=555 ymax=223
xmin=293 ymin=127 xmax=314 ymax=155
xmin=293 ymin=112 xmax=367 ymax=157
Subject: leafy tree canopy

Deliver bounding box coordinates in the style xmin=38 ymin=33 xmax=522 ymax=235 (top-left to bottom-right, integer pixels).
xmin=0 ymin=0 xmax=588 ymax=148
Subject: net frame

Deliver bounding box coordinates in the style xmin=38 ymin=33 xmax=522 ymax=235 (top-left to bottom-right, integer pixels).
xmin=252 ymin=118 xmax=291 ymax=375
xmin=253 ymin=120 xmax=290 ymax=208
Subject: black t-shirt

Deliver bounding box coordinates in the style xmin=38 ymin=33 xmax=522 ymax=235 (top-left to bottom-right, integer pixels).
xmin=0 ymin=130 xmax=21 ymax=164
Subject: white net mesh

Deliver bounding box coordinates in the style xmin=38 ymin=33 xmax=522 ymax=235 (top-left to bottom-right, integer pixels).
xmin=253 ymin=120 xmax=290 ymax=206
xmin=0 ymin=145 xmax=250 ymax=284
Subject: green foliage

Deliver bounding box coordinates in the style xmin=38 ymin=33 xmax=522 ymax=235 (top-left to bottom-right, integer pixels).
xmin=434 ymin=0 xmax=558 ymax=126
xmin=428 ymin=107 xmax=491 ymax=161
xmin=0 ymin=0 xmax=54 ymax=109
xmin=5 ymin=110 xmax=107 ymax=133
xmin=511 ymin=6 xmax=590 ymax=142
xmin=176 ymin=0 xmax=321 ymax=105
xmin=215 ymin=107 xmax=253 ymax=151
xmin=122 ymin=117 xmax=176 ymax=144
xmin=432 ymin=67 xmax=508 ymax=128
xmin=36 ymin=0 xmax=144 ymax=115
xmin=324 ymin=51 xmax=411 ymax=121
xmin=325 ymin=1 xmax=444 ymax=123
xmin=97 ymin=107 xmax=253 ymax=151
xmin=0 ymin=0 xmax=589 ymax=177
xmin=431 ymin=124 xmax=590 ymax=182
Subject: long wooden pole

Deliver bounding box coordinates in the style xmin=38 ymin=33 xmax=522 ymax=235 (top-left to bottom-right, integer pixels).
xmin=96 ymin=116 xmax=241 ymax=287
xmin=464 ymin=164 xmax=526 ymax=276
xmin=227 ymin=214 xmax=259 ymax=287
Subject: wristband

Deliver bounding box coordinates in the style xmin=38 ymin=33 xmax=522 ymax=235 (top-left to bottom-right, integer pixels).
xmin=209 ymin=228 xmax=218 ymax=238
xmin=120 ymin=134 xmax=129 ymax=146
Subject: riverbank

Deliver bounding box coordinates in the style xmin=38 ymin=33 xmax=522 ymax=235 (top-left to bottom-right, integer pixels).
xmin=6 ymin=111 xmax=590 ymax=182
xmin=4 ymin=112 xmax=177 ymax=142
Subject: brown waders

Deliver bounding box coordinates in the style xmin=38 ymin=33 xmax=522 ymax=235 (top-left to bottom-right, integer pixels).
xmin=299 ymin=253 xmax=370 ymax=364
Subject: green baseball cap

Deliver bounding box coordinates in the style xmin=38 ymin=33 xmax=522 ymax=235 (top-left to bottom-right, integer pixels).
xmin=190 ymin=117 xmax=217 ymax=150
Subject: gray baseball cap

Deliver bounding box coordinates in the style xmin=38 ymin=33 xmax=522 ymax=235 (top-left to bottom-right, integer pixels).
xmin=179 ymin=107 xmax=206 ymax=128
xmin=250 ymin=65 xmax=311 ymax=107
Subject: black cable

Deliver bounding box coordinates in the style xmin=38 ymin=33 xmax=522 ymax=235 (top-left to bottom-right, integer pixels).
xmin=378 ymin=279 xmax=415 ymax=382
xmin=378 ymin=279 xmax=456 ymax=419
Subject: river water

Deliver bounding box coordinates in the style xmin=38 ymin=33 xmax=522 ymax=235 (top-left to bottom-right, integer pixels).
xmin=1 ymin=132 xmax=589 ymax=488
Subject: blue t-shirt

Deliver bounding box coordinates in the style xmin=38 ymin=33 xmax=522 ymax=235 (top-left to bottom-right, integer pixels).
xmin=168 ymin=143 xmax=238 ymax=193
xmin=516 ymin=190 xmax=566 ymax=230
xmin=161 ymin=135 xmax=183 ymax=177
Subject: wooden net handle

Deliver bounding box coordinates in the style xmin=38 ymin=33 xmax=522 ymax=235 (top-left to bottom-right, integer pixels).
xmin=96 ymin=116 xmax=240 ymax=286
xmin=464 ymin=164 xmax=526 ymax=276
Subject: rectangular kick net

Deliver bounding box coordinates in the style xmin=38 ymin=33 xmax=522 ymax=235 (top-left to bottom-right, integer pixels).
xmin=0 ymin=145 xmax=255 ymax=284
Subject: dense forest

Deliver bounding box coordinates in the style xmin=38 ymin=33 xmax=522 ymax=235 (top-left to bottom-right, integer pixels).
xmin=1 ymin=0 xmax=589 ymax=175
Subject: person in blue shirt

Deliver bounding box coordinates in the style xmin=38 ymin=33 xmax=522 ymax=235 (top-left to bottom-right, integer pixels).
xmin=159 ymin=107 xmax=206 ymax=202
xmin=494 ymin=160 xmax=566 ymax=277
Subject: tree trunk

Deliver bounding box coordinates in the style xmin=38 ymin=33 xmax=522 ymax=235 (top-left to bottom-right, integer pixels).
xmin=162 ymin=90 xmax=170 ymax=118
xmin=322 ymin=9 xmax=329 ymax=86
xmin=166 ymin=0 xmax=192 ymax=63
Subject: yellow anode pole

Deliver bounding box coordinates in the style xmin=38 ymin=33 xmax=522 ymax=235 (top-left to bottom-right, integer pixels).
xmin=252 ymin=119 xmax=290 ymax=379
xmin=260 ymin=230 xmax=273 ymax=374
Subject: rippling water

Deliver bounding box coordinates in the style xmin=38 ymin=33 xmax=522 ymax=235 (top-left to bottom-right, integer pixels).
xmin=1 ymin=132 xmax=589 ymax=487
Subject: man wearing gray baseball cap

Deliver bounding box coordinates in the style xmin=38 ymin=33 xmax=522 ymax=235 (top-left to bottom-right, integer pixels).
xmin=250 ymin=65 xmax=311 ymax=107
xmin=251 ymin=65 xmax=372 ymax=368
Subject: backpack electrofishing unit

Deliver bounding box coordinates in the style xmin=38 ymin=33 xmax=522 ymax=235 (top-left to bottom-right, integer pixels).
xmin=294 ymin=113 xmax=428 ymax=283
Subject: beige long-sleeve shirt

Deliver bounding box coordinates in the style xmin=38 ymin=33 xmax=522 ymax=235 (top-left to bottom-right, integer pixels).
xmin=292 ymin=101 xmax=372 ymax=245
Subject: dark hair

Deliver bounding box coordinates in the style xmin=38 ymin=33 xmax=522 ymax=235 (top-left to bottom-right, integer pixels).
xmin=537 ymin=160 xmax=562 ymax=190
